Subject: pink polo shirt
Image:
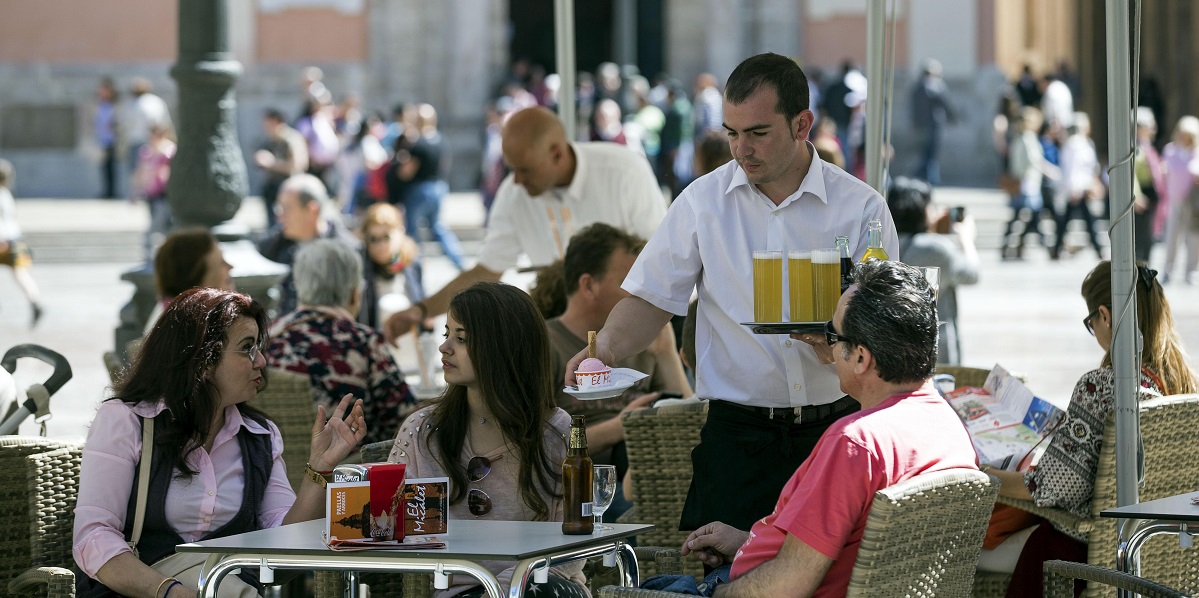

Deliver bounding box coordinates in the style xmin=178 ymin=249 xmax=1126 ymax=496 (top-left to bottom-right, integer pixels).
xmin=729 ymin=386 xmax=977 ymax=597
xmin=73 ymin=400 xmax=295 ymax=578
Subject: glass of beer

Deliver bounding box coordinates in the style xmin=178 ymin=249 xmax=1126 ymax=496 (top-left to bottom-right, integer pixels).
xmin=752 ymin=250 xmax=783 ymax=322
xmin=788 ymin=250 xmax=815 ymax=322
xmin=812 ymin=249 xmax=841 ymax=321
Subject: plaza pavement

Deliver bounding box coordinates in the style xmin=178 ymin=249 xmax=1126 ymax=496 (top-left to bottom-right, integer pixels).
xmin=1 ymin=188 xmax=1196 ymax=442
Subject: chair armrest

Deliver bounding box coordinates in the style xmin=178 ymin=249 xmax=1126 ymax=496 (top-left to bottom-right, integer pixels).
xmin=1042 ymin=560 xmax=1186 ymax=598
xmin=996 ymin=496 xmax=1092 ymax=534
xmin=8 ymin=566 xmax=76 ymax=598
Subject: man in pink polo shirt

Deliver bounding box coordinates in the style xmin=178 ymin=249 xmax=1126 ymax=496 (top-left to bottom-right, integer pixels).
xmin=677 ymin=260 xmax=978 ymax=597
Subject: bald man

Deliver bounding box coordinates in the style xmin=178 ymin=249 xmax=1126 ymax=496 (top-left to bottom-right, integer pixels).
xmin=385 ymin=106 xmax=666 ymax=341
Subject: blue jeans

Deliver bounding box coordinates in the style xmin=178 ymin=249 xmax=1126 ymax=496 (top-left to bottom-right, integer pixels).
xmin=641 ymin=564 xmax=732 ymax=595
xmin=404 ymin=180 xmax=464 ymax=270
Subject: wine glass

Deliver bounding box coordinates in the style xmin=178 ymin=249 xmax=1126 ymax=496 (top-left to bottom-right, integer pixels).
xmin=592 ymin=465 xmax=618 ymax=531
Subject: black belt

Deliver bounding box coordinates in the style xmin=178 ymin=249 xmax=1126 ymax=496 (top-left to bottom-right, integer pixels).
xmin=712 ymin=395 xmax=857 ymax=425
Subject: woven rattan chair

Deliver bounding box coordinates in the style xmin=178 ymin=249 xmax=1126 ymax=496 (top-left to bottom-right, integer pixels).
xmin=0 ymin=437 xmax=80 ymax=597
xmin=256 ymin=367 xmax=316 ymax=492
xmin=1042 ymin=561 xmax=1187 ymax=598
xmin=599 ymin=468 xmax=998 ymax=598
xmin=8 ymin=445 xmax=84 ymax=598
xmin=620 ymin=400 xmax=708 ymax=579
xmin=974 ymin=393 xmax=1199 ymax=597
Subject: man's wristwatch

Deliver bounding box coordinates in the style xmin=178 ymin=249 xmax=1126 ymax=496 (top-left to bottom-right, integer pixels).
xmin=305 ymin=462 xmax=333 ymax=487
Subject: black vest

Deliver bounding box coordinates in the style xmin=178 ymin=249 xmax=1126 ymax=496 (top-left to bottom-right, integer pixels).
xmin=76 ymin=410 xmax=272 ymax=597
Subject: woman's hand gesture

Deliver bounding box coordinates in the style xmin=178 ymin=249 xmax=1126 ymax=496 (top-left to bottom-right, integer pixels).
xmin=309 ymin=393 xmax=366 ymax=471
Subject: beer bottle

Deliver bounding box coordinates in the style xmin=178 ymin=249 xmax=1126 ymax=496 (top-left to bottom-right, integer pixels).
xmin=561 ymin=415 xmax=594 ymax=534
xmin=859 ymin=220 xmax=890 ymax=262
xmin=835 ymin=235 xmax=853 ymax=293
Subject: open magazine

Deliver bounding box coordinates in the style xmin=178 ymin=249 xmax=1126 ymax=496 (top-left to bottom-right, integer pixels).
xmin=941 ymin=364 xmax=1065 ymax=470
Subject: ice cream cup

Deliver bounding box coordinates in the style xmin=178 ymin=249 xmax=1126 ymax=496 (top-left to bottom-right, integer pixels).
xmin=576 ymin=368 xmax=612 ymax=389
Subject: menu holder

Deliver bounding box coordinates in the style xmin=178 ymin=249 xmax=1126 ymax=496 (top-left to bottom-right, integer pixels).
xmin=741 ymin=322 xmax=825 ymax=335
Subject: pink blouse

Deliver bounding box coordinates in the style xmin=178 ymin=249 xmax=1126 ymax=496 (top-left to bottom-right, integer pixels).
xmin=73 ymin=400 xmax=296 ymax=578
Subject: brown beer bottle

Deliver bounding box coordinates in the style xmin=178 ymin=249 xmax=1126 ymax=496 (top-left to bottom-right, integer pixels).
xmin=561 ymin=415 xmax=595 ymax=534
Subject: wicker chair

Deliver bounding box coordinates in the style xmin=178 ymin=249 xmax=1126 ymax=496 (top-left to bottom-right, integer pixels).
xmin=599 ymin=468 xmax=999 ymax=598
xmin=1042 ymin=561 xmax=1188 ymax=598
xmin=8 ymin=445 xmax=84 ymax=598
xmin=0 ymin=437 xmax=81 ymax=597
xmin=255 ymin=368 xmax=316 ymax=492
xmin=934 ymin=365 xmax=994 ymax=390
xmin=973 ymin=393 xmax=1199 ymax=597
xmin=621 ymin=400 xmax=708 ymax=579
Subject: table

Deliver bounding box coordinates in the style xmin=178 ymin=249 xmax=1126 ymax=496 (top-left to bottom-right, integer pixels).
xmin=178 ymin=519 xmax=653 ymax=598
xmin=1100 ymin=490 xmax=1199 ymax=596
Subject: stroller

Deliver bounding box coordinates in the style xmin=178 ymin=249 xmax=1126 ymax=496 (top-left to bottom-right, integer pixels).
xmin=0 ymin=344 xmax=72 ymax=436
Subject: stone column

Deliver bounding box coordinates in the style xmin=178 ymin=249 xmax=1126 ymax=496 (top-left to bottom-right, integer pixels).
xmin=167 ymin=0 xmax=248 ymax=228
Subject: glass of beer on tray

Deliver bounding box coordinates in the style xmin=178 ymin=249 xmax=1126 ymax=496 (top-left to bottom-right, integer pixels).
xmin=812 ymin=249 xmax=841 ymax=321
xmin=752 ymin=250 xmax=783 ymax=322
xmin=788 ymin=250 xmax=815 ymax=322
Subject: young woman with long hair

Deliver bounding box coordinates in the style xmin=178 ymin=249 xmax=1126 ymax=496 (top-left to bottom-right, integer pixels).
xmin=388 ymin=281 xmax=587 ymax=598
xmin=978 ymin=260 xmax=1197 ymax=596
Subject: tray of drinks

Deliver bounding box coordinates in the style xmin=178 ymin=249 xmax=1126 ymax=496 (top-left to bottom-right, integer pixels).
xmin=741 ymin=321 xmax=825 ymax=335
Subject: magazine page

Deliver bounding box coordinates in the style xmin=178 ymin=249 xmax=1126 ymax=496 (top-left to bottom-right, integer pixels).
xmin=982 ymin=365 xmax=1036 ymax=427
xmin=942 ymin=364 xmax=1064 ymax=470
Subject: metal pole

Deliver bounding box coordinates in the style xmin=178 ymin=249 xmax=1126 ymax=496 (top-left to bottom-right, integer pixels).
xmin=554 ymin=0 xmax=578 ymax=141
xmin=865 ymin=0 xmax=885 ymax=193
xmin=1103 ymin=0 xmax=1139 ymax=514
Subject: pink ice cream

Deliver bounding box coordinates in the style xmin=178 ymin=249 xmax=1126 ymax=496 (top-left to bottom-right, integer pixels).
xmin=575 ymin=358 xmax=613 ymax=389
xmin=577 ymin=358 xmax=608 ymax=373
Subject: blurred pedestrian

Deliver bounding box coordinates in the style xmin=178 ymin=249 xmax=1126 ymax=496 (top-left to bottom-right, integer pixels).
xmin=1001 ymin=107 xmax=1057 ymax=260
xmin=359 ymin=203 xmax=424 ymax=329
xmin=294 ymin=95 xmax=340 ymax=192
xmin=122 ymin=77 xmax=173 ymax=185
xmin=399 ymin=104 xmax=466 ymax=271
xmin=692 ymin=73 xmax=723 ymax=138
xmin=1161 ymin=115 xmax=1199 ymax=284
xmin=132 ymin=123 xmax=176 ymax=259
xmin=94 ymin=77 xmax=120 ymax=199
xmin=1133 ymin=107 xmax=1165 ymax=264
xmin=0 ymin=160 xmax=43 ymax=327
xmin=1051 ymin=112 xmax=1104 ymax=260
xmin=909 ymin=59 xmax=956 ymax=186
xmin=1040 ymin=73 xmax=1074 ymax=129
xmin=254 ymin=109 xmax=308 ymax=230
xmin=819 ymin=61 xmax=857 ymax=152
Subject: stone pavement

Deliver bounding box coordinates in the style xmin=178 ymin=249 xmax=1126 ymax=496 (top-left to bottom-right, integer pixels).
xmin=0 ymin=188 xmax=1196 ymax=441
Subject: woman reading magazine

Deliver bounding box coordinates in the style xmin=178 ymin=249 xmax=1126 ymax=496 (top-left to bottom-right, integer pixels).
xmin=976 ymin=260 xmax=1198 ymax=597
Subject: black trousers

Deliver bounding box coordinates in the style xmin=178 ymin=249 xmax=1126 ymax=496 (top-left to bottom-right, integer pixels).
xmin=678 ymin=397 xmax=860 ymax=533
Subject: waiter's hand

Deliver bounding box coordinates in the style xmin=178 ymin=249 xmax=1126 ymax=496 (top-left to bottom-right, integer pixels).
xmin=565 ymin=344 xmax=617 ymax=387
xmin=792 ymin=333 xmax=835 ymax=365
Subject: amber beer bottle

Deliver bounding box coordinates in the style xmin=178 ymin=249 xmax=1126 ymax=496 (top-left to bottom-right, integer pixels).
xmin=561 ymin=415 xmax=595 ymax=534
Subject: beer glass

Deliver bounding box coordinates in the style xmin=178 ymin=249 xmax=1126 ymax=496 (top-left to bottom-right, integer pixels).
xmin=812 ymin=249 xmax=841 ymax=321
xmin=752 ymin=250 xmax=783 ymax=322
xmin=788 ymin=250 xmax=815 ymax=322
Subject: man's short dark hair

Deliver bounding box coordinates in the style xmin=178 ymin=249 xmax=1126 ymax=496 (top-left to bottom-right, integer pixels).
xmin=724 ymin=53 xmax=810 ymax=124
xmin=564 ymin=223 xmax=645 ymax=297
xmin=263 ymin=108 xmax=286 ymax=123
xmin=886 ymin=177 xmax=932 ymax=235
xmin=841 ymin=260 xmax=938 ymax=384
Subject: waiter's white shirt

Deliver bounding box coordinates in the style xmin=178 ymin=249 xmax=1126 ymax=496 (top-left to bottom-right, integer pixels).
xmin=478 ymin=142 xmax=666 ymax=272
xmin=623 ymin=146 xmax=899 ymax=408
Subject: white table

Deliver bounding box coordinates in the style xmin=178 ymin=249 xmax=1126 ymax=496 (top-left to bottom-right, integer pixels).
xmin=177 ymin=519 xmax=652 ymax=598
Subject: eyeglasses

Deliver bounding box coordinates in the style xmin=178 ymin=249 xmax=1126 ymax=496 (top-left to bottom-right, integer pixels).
xmin=235 ymin=345 xmax=263 ymax=363
xmin=467 ymin=456 xmax=492 ymax=517
xmin=1083 ymin=308 xmax=1105 ymax=336
xmin=824 ymin=320 xmax=853 ymax=346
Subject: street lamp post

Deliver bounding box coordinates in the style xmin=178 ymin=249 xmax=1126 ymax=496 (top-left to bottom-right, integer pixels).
xmin=113 ymin=0 xmax=286 ymax=358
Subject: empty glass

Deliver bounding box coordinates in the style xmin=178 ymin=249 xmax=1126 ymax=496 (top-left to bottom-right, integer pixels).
xmin=593 ymin=465 xmax=618 ymax=531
